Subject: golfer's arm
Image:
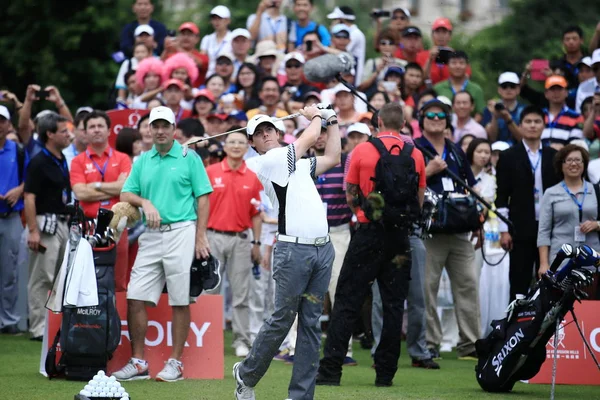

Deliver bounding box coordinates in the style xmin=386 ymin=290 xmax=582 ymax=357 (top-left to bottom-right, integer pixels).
xmin=72 ymin=183 xmax=112 ymax=202
xmin=97 ymin=180 xmax=126 ymax=197
xmin=120 ymin=191 xmax=148 ymax=208
xmin=294 ymin=117 xmax=321 ymax=160
xmin=314 ymin=122 xmax=341 ymax=176
xmin=196 ymin=194 xmax=209 ymax=239
xmin=539 ymin=245 xmax=550 ymax=268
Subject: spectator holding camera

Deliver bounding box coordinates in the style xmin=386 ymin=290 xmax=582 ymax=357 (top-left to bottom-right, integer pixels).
xmin=247 ymin=0 xmax=288 ymax=52
xmin=372 ymin=7 xmax=411 ymax=50
xmin=327 ymin=6 xmax=366 ymax=85
xmin=359 ymin=29 xmax=407 ymax=97
xmin=120 ymin=0 xmax=166 ymax=58
xmin=287 ymin=0 xmax=331 ymax=52
xmin=576 ymin=49 xmax=600 ymax=113
xmin=23 ymin=113 xmax=72 ymax=340
xmin=482 ymin=72 xmax=525 ymax=144
xmin=162 ymin=22 xmax=209 ymax=87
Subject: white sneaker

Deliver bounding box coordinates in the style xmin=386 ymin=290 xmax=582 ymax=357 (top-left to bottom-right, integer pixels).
xmin=235 ymin=343 xmax=250 ymax=358
xmin=111 ymin=359 xmax=150 ymax=381
xmin=233 ymin=362 xmax=255 ymax=400
xmin=155 ymin=358 xmax=184 ymax=382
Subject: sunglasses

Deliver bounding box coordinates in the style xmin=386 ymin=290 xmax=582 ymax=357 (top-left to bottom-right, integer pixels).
xmin=500 ymin=83 xmax=518 ymax=89
xmin=425 ymin=112 xmax=447 ymax=120
xmin=379 ymin=40 xmax=395 ymax=46
xmin=286 ymin=63 xmax=302 ymax=69
xmin=216 ymin=59 xmax=232 ymax=66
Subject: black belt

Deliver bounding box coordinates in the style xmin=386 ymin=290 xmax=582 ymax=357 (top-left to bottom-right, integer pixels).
xmin=0 ymin=211 xmax=17 ymax=219
xmin=208 ymin=228 xmax=248 ymax=239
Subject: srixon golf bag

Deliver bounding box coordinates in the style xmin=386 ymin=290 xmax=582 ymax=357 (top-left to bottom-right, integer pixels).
xmin=46 ymin=243 xmax=121 ymax=381
xmin=475 ymin=244 xmax=599 ymax=392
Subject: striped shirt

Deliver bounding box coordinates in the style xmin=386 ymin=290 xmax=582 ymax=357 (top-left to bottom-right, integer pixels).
xmin=541 ymin=106 xmax=584 ymax=146
xmin=316 ymin=156 xmax=352 ymax=227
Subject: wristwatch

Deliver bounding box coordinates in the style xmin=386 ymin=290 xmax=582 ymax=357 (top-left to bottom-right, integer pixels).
xmin=251 ymin=240 xmax=261 ymax=246
xmin=95 ymin=182 xmax=102 ymax=190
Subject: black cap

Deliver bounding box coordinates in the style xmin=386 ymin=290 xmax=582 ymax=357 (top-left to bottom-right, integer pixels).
xmin=419 ymin=99 xmax=451 ymax=114
xmin=402 ymin=26 xmax=422 ymax=37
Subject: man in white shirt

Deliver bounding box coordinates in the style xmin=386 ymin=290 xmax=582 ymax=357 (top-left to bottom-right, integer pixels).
xmin=233 ymin=105 xmax=341 ymax=400
xmin=230 ymin=28 xmax=252 ymax=77
xmin=201 ymin=5 xmax=233 ymax=77
xmin=247 ymin=0 xmax=288 ymax=53
xmin=575 ymin=49 xmax=600 ymax=113
xmin=326 ymin=6 xmax=366 ymax=86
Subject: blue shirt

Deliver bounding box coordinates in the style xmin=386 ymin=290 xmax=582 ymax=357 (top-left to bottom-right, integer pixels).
xmin=290 ymin=21 xmax=331 ymax=48
xmin=481 ymin=102 xmax=525 ymax=145
xmin=0 ymin=140 xmax=30 ymax=213
xmin=415 ymin=136 xmax=476 ymax=195
xmin=26 ymin=138 xmax=44 ymax=159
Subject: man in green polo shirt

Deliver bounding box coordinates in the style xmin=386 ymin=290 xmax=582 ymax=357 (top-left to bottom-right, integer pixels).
xmin=434 ymin=51 xmax=485 ymax=122
xmin=114 ymin=106 xmax=213 ymax=383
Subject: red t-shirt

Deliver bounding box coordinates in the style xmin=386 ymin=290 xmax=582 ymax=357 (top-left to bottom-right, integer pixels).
xmin=416 ymin=50 xmax=473 ymax=85
xmin=70 ymin=146 xmax=132 ymax=218
xmin=346 ymin=132 xmax=426 ymax=223
xmin=206 ymin=159 xmax=263 ymax=232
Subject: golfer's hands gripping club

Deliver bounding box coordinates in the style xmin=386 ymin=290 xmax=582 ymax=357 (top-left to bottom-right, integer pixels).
xmin=142 ymin=199 xmax=162 ymax=229
xmin=317 ymin=103 xmax=337 ymax=121
xmin=298 ymin=104 xmax=321 ymax=121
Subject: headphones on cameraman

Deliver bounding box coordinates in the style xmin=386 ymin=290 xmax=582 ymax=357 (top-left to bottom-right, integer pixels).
xmin=418 ymin=99 xmax=452 ymax=131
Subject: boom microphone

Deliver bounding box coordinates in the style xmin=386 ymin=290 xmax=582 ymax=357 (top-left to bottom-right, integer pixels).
xmin=303 ymin=52 xmax=356 ymax=83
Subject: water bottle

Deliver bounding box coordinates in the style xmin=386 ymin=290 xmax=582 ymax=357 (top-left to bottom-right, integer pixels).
xmin=252 ymin=262 xmax=261 ymax=280
xmin=488 ymin=215 xmax=501 ymax=249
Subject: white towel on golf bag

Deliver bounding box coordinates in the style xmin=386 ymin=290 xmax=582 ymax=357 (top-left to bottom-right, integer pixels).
xmin=46 ymin=239 xmax=98 ymax=311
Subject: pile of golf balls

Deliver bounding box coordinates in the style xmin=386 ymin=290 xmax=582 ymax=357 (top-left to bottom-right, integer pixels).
xmin=78 ymin=370 xmax=129 ymax=399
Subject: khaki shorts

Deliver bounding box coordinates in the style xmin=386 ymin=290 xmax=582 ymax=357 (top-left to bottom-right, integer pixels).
xmin=127 ymin=221 xmax=196 ymax=306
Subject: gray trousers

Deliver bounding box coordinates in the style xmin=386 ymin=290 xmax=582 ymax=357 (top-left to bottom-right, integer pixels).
xmin=372 ymin=236 xmax=430 ymax=360
xmin=239 ymin=240 xmax=333 ymax=400
xmin=0 ymin=213 xmax=23 ymax=328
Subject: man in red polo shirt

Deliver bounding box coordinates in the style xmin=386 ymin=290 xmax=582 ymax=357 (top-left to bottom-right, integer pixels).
xmin=71 ymin=110 xmax=132 ymax=218
xmin=205 ymin=130 xmax=263 ymax=358
xmin=415 ymin=18 xmax=472 ymax=85
xmin=71 ymin=111 xmax=132 ymax=290
xmin=317 ymin=102 xmax=425 ymax=387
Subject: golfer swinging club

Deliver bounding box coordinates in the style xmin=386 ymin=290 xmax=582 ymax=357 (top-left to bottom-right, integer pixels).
xmin=233 ymin=104 xmax=341 ymax=400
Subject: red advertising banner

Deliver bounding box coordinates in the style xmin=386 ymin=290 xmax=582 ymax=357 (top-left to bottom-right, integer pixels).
xmin=106 ymin=109 xmax=149 ymax=149
xmin=528 ymin=300 xmax=600 ymax=385
xmin=41 ymin=293 xmax=224 ymax=379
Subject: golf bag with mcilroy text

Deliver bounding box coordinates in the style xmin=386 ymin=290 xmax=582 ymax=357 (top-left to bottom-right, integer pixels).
xmin=46 ymin=242 xmax=121 ymax=381
xmin=475 ymin=243 xmax=600 ymax=392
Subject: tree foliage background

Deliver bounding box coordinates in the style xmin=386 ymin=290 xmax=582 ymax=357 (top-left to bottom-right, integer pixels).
xmin=0 ymin=0 xmax=599 ymax=114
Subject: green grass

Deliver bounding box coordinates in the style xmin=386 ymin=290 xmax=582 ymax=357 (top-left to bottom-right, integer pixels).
xmin=0 ymin=332 xmax=596 ymax=400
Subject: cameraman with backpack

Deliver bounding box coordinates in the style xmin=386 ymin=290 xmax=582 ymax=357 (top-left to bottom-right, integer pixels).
xmin=317 ymin=102 xmax=426 ymax=387
xmin=414 ymin=99 xmax=481 ymax=360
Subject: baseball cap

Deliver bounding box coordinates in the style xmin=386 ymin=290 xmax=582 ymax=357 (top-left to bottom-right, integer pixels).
xmin=247 ymin=114 xmax=280 ymax=136
xmin=591 ymin=49 xmax=600 ymax=66
xmin=491 ymin=141 xmax=510 ymax=152
xmin=179 ymin=22 xmax=199 ymax=35
xmin=163 ymin=78 xmax=185 ymax=90
xmin=75 ymin=106 xmax=94 ymax=116
xmin=134 ymin=24 xmax=154 ymax=37
xmin=385 ymin=65 xmax=405 ymax=78
xmin=327 ymin=6 xmax=356 ymax=21
xmin=577 ymin=56 xmax=592 ymax=68
xmin=149 ymin=106 xmax=175 ymax=125
xmin=231 ymin=28 xmax=251 ymax=40
xmin=331 ymin=24 xmax=351 ymax=38
xmin=347 ymin=122 xmax=371 ymax=136
xmin=0 ymin=105 xmax=10 ymax=120
xmin=210 ymin=5 xmax=231 ymax=19
xmin=302 ymin=91 xmax=321 ymax=102
xmin=357 ymin=112 xmax=373 ymax=122
xmin=545 ymin=75 xmax=568 ymax=89
xmin=432 ymin=17 xmax=452 ymax=31
xmin=420 ymin=98 xmax=451 ymax=114
xmin=194 ymin=88 xmax=215 ymax=103
xmin=498 ymin=72 xmax=520 ymax=85
xmin=216 ymin=52 xmax=235 ymax=63
xmin=334 ymin=84 xmax=352 ymax=95
xmin=402 ymin=26 xmax=422 ymax=37
xmin=284 ymin=52 xmax=305 ymax=65
xmin=393 ymin=7 xmax=411 ymax=18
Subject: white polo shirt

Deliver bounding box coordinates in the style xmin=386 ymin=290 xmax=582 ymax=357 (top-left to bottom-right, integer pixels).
xmin=246 ymin=144 xmax=328 ymax=238
xmin=200 ymin=31 xmax=233 ymax=77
